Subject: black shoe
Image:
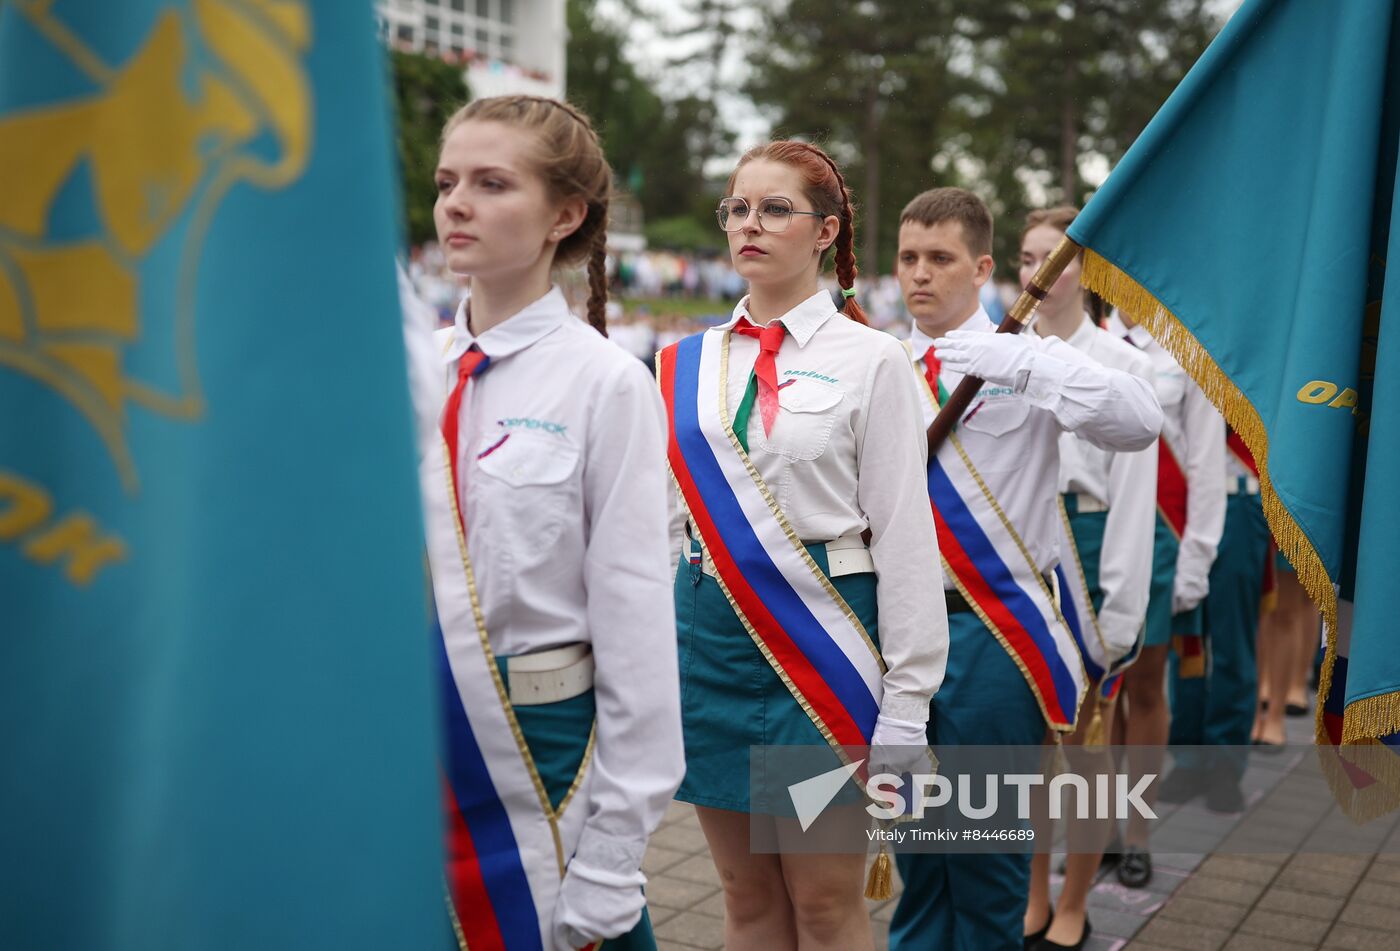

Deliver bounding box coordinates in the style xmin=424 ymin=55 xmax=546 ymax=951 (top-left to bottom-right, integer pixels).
xmin=1117 ymin=846 xmax=1152 ymax=888
xmin=1032 ymin=917 xmax=1092 ymax=951
xmin=1023 ymin=909 xmax=1053 ymax=950
xmin=1285 ymin=701 xmax=1309 ymax=717
xmin=1156 ymin=766 xmax=1205 ymax=804
xmin=1251 ymin=737 xmax=1285 ymax=754
xmin=1206 ymin=775 xmax=1246 ymax=814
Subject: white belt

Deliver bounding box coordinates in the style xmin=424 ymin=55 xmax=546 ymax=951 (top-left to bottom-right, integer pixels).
xmin=1069 ymin=492 xmax=1108 ymax=514
xmin=504 ymin=643 xmax=594 ymax=705
xmin=699 ymin=532 xmax=875 ymax=579
xmin=1228 ymin=474 xmax=1261 ymax=496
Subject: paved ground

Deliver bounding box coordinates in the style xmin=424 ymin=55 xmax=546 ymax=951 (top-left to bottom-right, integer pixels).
xmin=642 ymin=712 xmax=1400 ymax=950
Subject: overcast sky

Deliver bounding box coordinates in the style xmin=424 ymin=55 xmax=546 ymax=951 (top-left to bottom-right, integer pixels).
xmin=594 ymin=0 xmax=1249 ymax=164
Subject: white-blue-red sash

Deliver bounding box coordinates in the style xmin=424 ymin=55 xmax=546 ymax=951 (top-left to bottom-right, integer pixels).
xmin=909 ymin=349 xmax=1085 ymax=731
xmin=1054 ymin=498 xmax=1138 ymax=701
xmin=658 ymin=332 xmax=885 ymax=751
xmin=1054 ymin=500 xmax=1108 ymax=685
xmin=423 ymin=433 xmax=597 ymax=951
xmin=927 ymin=442 xmax=1086 ymax=731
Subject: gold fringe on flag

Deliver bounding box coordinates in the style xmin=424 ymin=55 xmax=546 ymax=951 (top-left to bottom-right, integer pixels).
xmin=1314 ymin=741 xmax=1400 ymax=824
xmin=1077 ymin=250 xmax=1362 ymax=741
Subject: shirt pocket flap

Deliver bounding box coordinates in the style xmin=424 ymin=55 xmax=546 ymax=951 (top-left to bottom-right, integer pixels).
xmin=778 ymin=378 xmax=844 ymax=414
xmin=476 ymin=431 xmax=578 ymax=487
xmin=961 ymin=398 xmax=1030 ymax=438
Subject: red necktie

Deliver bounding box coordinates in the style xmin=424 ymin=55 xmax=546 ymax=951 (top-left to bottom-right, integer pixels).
xmin=923 ymin=345 xmax=942 ymax=407
xmin=734 ymin=318 xmax=788 ymax=436
xmin=440 ymin=347 xmax=490 ymax=535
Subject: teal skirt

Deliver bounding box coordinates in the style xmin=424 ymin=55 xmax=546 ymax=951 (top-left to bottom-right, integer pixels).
xmin=1063 ymin=496 xmax=1108 ymax=617
xmin=674 ymin=542 xmax=880 ymax=814
xmin=1143 ymin=511 xmax=1204 ymax=644
xmin=1064 ymin=499 xmax=1199 ymax=650
xmin=497 ymin=661 xmax=656 ymax=950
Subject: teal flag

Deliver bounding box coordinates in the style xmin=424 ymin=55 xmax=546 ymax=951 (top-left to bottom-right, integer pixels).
xmin=0 ymin=2 xmax=446 ymax=947
xmin=1068 ymin=0 xmax=1400 ymax=762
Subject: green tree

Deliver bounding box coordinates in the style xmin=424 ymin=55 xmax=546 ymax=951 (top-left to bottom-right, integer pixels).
xmin=953 ymin=0 xmax=1222 ymax=264
xmin=743 ymin=0 xmax=1223 ymax=273
xmin=391 ymin=50 xmax=470 ymax=244
xmin=566 ymin=0 xmax=731 ymax=244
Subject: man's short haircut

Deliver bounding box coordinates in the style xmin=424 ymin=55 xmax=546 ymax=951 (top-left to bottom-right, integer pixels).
xmin=899 ymin=187 xmax=994 ymax=257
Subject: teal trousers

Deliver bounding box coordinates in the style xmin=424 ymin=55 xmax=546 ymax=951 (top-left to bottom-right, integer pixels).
xmin=889 ymin=612 xmax=1045 ymax=951
xmin=1168 ymin=491 xmax=1270 ymax=772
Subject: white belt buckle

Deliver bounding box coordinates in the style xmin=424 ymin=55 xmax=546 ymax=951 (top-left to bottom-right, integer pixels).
xmin=826 ymin=545 xmax=875 ymax=577
xmin=699 ymin=532 xmax=874 ymax=579
xmin=506 ymin=644 xmax=594 ymax=706
xmin=1073 ymin=492 xmax=1108 ymax=514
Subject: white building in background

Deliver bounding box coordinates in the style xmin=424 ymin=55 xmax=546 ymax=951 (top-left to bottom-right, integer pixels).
xmin=376 ymin=0 xmax=565 ymax=99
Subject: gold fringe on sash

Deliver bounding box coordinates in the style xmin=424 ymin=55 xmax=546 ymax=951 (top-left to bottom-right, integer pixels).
xmin=1082 ymin=698 xmax=1107 ymax=750
xmin=865 ymin=844 xmax=894 ymax=900
xmin=1170 ymin=635 xmax=1206 ymax=680
xmin=1078 ymin=251 xmax=1375 ymax=743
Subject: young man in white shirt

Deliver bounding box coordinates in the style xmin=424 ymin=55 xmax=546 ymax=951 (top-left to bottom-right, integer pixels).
xmin=889 ymin=188 xmax=1162 ymax=951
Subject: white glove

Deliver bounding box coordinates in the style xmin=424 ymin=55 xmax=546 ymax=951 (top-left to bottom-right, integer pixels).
xmin=1172 ymin=571 xmax=1209 ymax=615
xmin=552 ymin=860 xmax=646 ymax=951
xmin=933 ymin=329 xmax=1037 ymax=391
xmin=869 ymin=713 xmax=933 ymax=777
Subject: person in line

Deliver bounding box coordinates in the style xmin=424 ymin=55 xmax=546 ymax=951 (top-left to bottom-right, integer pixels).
xmin=889 ymin=188 xmax=1162 ymax=951
xmin=408 ymin=95 xmax=684 ymax=951
xmin=660 ymin=140 xmax=947 ymax=950
xmin=1162 ymin=427 xmax=1270 ymax=814
xmin=1020 ymin=206 xmax=1158 ymax=950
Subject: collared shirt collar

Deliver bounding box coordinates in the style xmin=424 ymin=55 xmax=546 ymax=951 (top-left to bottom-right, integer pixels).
xmin=716 ymin=289 xmax=838 ymax=348
xmin=1064 ymin=312 xmax=1096 ymax=349
xmin=1103 ymin=309 xmax=1152 ymax=347
xmin=907 ymin=306 xmax=993 ymax=361
xmin=443 ymin=286 xmax=570 ymax=364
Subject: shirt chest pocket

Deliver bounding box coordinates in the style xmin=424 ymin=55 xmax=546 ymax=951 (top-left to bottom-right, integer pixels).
xmin=754 ymin=379 xmax=845 ymax=462
xmin=473 ymin=430 xmax=580 ymax=554
xmin=960 ymin=398 xmax=1032 ymax=470
xmin=1155 ymin=367 xmax=1187 ymax=413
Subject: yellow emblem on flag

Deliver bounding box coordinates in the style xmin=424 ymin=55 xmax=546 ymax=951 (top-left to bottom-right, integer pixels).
xmin=0 ymin=0 xmax=313 ymax=491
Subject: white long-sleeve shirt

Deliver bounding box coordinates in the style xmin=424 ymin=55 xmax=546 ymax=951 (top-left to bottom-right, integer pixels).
xmin=1050 ymin=317 xmax=1159 ymax=661
xmin=1107 ymin=313 xmax=1226 ymax=603
xmin=407 ymin=284 xmax=684 ymax=880
xmin=908 ymin=308 xmax=1163 ymax=579
xmin=672 ymin=290 xmax=949 ymax=724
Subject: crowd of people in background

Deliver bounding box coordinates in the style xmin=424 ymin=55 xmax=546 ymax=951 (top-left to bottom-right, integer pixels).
xmin=406 ymin=240 xmax=1011 ymax=369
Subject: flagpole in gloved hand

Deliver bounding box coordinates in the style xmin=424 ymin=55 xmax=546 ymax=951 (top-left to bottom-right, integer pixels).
xmin=926 ymin=235 xmax=1083 ymax=457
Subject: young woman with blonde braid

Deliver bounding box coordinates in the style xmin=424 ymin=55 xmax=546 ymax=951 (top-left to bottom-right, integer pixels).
xmin=405 ymin=95 xmax=683 ymax=951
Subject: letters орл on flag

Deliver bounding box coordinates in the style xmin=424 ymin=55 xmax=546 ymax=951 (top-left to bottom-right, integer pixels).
xmin=1067 ymin=0 xmax=1400 ymax=808
xmin=0 ymin=2 xmax=446 ymax=947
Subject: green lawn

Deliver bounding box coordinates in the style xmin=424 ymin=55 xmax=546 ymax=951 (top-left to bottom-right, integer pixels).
xmin=619 ymin=296 xmax=732 ymax=319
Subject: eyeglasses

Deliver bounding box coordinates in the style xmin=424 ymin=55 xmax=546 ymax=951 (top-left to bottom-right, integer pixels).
xmin=716 ymin=196 xmax=827 ymax=233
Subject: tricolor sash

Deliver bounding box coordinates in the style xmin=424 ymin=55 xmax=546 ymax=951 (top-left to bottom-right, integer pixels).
xmin=1157 ymin=436 xmax=1188 ymax=539
xmin=910 ymin=349 xmax=1087 ymax=732
xmin=1054 ymin=498 xmax=1138 ymax=703
xmin=658 ymin=332 xmax=885 ymax=754
xmin=423 ymin=434 xmax=599 ymax=951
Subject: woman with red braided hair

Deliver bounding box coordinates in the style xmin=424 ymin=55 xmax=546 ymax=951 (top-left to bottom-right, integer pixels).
xmin=657 ymin=141 xmax=948 ymax=947
xmin=404 ymin=95 xmax=683 ymax=950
